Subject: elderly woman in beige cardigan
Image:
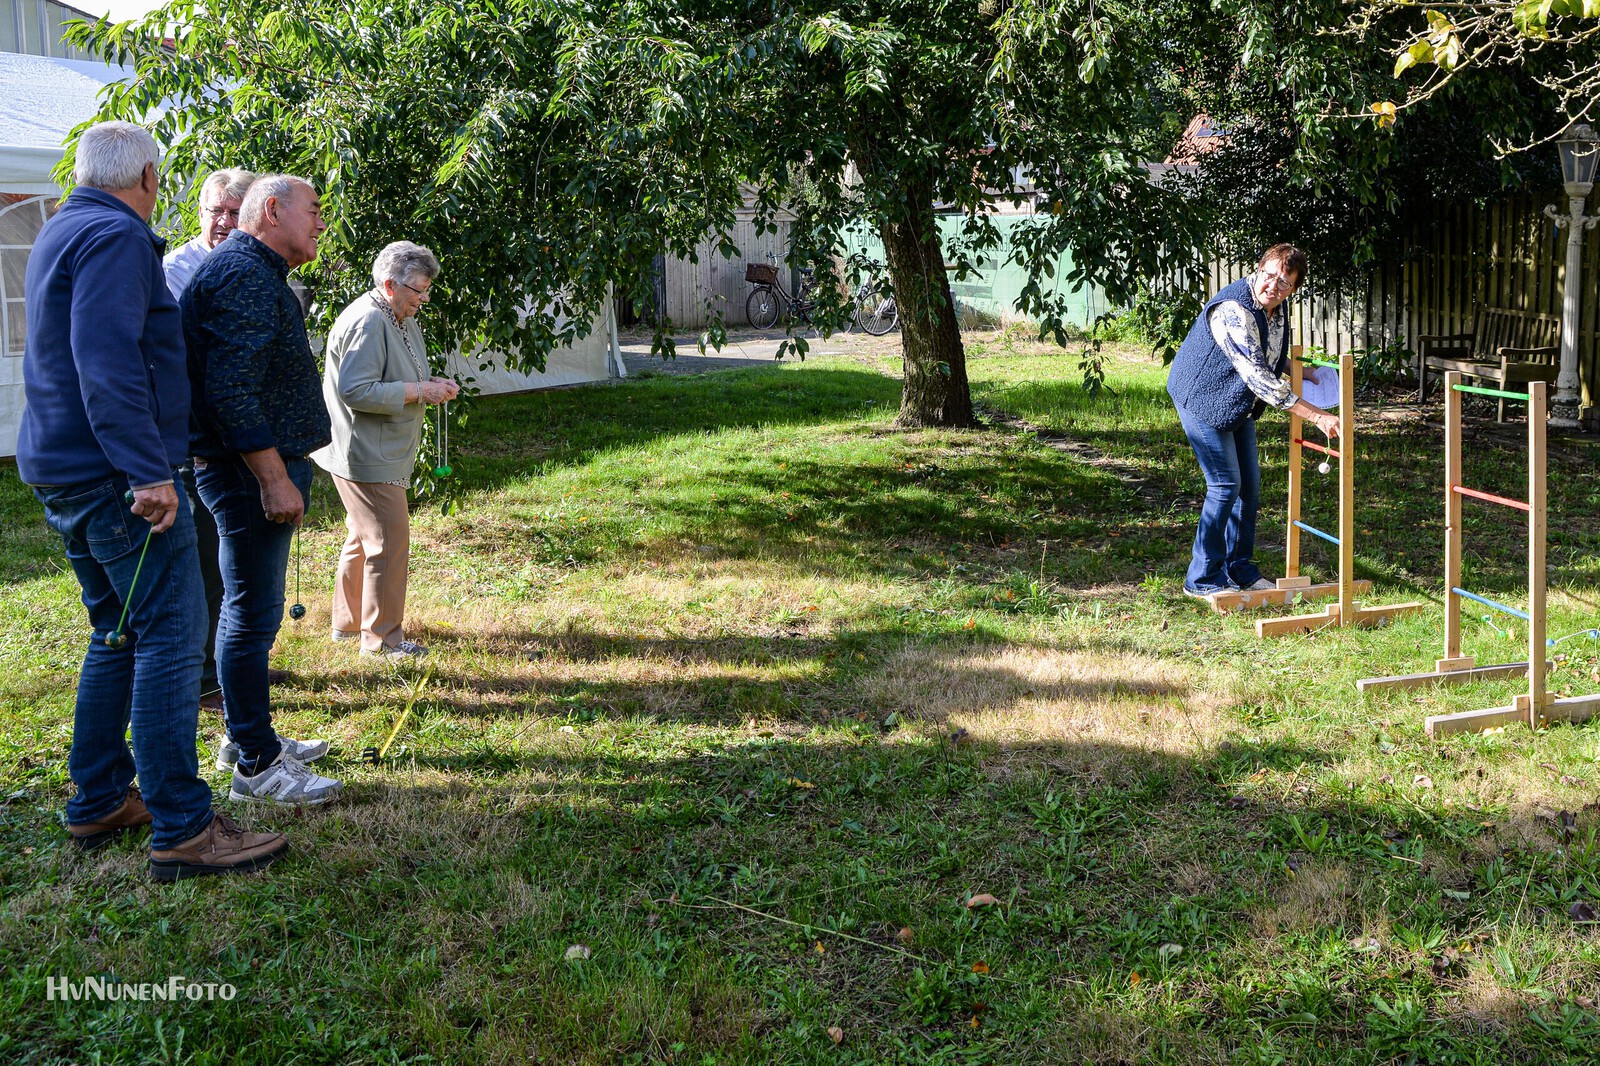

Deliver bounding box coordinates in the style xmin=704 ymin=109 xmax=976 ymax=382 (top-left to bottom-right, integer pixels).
xmin=312 ymin=242 xmax=458 ymax=661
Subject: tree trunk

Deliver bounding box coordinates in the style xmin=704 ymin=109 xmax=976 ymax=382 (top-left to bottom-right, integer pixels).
xmin=849 ymin=157 xmax=968 ymax=427
xmin=879 ymin=194 xmax=973 ymax=427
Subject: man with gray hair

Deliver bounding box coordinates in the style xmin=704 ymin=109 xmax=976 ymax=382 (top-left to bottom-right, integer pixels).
xmin=163 ymin=168 xmax=255 ymax=298
xmin=163 ymin=167 xmax=257 ymax=718
xmin=18 ymin=121 xmax=289 ymax=879
xmin=183 ymin=172 xmax=343 ymax=806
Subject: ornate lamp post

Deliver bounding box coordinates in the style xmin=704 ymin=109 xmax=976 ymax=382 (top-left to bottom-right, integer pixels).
xmin=1544 ymin=122 xmax=1600 ymax=429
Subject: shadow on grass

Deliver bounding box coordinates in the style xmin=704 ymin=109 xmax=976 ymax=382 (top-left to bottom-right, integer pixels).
xmin=5 ymin=716 xmax=1594 ymax=1064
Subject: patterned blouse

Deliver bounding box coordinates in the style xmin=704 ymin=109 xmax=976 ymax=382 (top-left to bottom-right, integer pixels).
xmin=1206 ymin=274 xmax=1298 ymax=412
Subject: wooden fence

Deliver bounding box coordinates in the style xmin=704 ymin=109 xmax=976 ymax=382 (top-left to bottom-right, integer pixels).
xmin=1225 ymin=190 xmax=1599 ymax=411
xmin=658 ymin=220 xmax=794 ymax=329
xmin=651 ymin=191 xmax=1599 ymax=414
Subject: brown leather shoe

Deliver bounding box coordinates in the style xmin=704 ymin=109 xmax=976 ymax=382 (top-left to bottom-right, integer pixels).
xmin=148 ymin=810 xmax=288 ymax=882
xmin=199 ymin=691 xmax=225 ymax=714
xmin=69 ymin=788 xmax=153 ymax=851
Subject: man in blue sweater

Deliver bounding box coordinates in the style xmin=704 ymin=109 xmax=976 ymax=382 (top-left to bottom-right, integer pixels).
xmin=183 ymin=174 xmax=342 ymax=806
xmin=18 ymin=121 xmax=288 ymax=879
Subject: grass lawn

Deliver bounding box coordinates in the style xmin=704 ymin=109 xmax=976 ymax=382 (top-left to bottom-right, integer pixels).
xmin=4 ymin=331 xmax=1600 ymax=1064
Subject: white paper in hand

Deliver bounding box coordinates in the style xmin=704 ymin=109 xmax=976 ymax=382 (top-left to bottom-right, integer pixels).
xmin=1301 ymin=364 xmax=1339 ymax=409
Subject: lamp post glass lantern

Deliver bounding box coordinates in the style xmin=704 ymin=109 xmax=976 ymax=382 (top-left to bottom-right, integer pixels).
xmin=1558 ymin=124 xmax=1599 ymax=194
xmin=1545 ymin=121 xmax=1599 ymax=428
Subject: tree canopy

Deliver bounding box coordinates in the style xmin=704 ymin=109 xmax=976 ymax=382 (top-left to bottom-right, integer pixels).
xmin=69 ymin=0 xmax=1571 ymax=425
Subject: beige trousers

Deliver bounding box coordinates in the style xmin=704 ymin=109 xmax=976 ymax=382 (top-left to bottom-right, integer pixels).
xmin=330 ymin=476 xmax=411 ymax=652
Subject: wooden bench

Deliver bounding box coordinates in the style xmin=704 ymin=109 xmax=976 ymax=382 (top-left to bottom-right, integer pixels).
xmin=1416 ymin=306 xmax=1561 ymax=422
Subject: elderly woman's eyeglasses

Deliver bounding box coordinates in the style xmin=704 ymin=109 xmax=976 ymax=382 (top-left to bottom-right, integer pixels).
xmin=400 ymin=282 xmax=431 ymax=298
xmin=1259 ymin=270 xmax=1297 ymax=293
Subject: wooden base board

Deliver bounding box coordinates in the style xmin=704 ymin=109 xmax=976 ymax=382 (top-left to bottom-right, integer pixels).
xmin=1426 ymin=692 xmax=1600 ymax=738
xmin=1255 ymin=600 xmax=1426 ymax=638
xmin=1356 ymin=661 xmax=1534 ymax=694
xmin=1205 ymin=579 xmax=1368 ymax=614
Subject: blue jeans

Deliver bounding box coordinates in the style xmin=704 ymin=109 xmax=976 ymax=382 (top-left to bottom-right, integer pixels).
xmin=1176 ymin=405 xmax=1264 ymax=592
xmin=34 ymin=476 xmax=214 ymax=849
xmin=178 ymin=464 xmax=224 ymax=695
xmin=195 ymin=455 xmax=313 ymax=775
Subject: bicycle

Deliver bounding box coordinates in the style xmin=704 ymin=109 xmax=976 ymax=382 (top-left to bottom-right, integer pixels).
xmin=851 ymin=258 xmax=898 ymax=336
xmin=744 ymin=252 xmax=818 ymax=329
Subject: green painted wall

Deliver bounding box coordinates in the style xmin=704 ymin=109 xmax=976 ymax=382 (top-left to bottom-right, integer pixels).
xmin=841 ymin=214 xmax=1104 ymax=328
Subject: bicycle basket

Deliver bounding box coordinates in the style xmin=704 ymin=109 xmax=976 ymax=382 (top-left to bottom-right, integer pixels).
xmin=745 ymin=263 xmax=778 ymax=285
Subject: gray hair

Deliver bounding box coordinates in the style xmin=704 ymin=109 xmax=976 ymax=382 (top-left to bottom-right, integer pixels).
xmin=238 ymin=174 xmax=314 ymax=229
xmin=372 ymin=241 xmax=441 ymax=288
xmin=199 ymin=168 xmax=256 ymax=205
xmin=74 ymin=121 xmax=159 ymax=192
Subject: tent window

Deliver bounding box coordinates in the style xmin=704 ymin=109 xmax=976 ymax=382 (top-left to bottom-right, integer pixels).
xmin=0 ymin=195 xmax=54 ymax=359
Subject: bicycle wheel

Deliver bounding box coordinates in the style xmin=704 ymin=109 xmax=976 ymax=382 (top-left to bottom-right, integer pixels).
xmin=746 ymin=287 xmax=782 ymax=330
xmin=856 ymin=294 xmax=898 ymax=336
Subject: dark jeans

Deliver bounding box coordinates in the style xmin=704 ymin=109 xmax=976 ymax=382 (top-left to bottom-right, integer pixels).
xmin=1176 ymin=405 xmax=1264 ymax=593
xmin=34 ymin=475 xmax=214 ymax=849
xmin=195 ymin=455 xmax=312 ymax=775
xmin=178 ymin=465 xmax=223 ymax=695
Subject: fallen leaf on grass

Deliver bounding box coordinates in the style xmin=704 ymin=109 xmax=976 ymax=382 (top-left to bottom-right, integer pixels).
xmin=971 ymin=960 xmax=990 ymax=974
xmin=564 ymin=945 xmax=591 ymax=961
xmin=826 ymin=1026 xmax=844 ymax=1046
xmin=1413 ymin=774 xmax=1434 ymax=789
xmin=966 ymin=893 xmax=1001 ymax=909
xmin=896 ymin=926 xmax=914 ymax=944
xmin=1129 ymin=971 xmax=1142 ymax=987
xmin=1225 ymin=796 xmax=1249 ymax=810
xmin=787 ymin=778 xmax=816 ymax=789
xmin=814 ymin=941 xmax=825 ymax=954
xmin=1568 ymin=902 xmax=1600 ymax=923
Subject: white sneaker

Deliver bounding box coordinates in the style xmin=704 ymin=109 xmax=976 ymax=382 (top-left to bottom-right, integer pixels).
xmin=228 ymin=754 xmax=343 ymax=806
xmin=360 ymin=640 xmax=429 ymax=663
xmin=1239 ymin=578 xmax=1276 ymax=592
xmin=215 ymin=733 xmax=329 ymax=773
xmin=330 ymin=629 xmax=360 ymax=643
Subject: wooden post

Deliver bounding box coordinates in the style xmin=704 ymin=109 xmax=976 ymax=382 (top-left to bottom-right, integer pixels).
xmin=1528 ymin=380 xmax=1548 ymax=727
xmin=1338 ymin=349 xmax=1356 ymax=626
xmin=1437 ymin=371 xmax=1472 ymax=673
xmin=1286 ymin=348 xmax=1304 ymax=581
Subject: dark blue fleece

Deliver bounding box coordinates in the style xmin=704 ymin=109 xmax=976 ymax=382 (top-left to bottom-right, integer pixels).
xmin=182 ymin=230 xmax=330 ymax=460
xmin=16 ymin=187 xmax=187 ymax=489
xmin=1166 ymin=276 xmax=1289 ymax=430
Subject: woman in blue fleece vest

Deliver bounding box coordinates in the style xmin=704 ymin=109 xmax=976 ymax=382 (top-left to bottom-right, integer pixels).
xmin=1166 ymin=245 xmax=1341 ymax=597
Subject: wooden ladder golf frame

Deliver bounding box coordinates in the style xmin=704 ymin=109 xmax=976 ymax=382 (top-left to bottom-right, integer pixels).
xmin=1237 ymin=350 xmax=1424 ymax=637
xmin=1358 ymin=375 xmax=1600 ymax=737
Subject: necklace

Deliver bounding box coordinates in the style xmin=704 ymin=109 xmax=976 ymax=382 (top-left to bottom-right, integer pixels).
xmin=369 ymin=291 xmax=427 ymax=379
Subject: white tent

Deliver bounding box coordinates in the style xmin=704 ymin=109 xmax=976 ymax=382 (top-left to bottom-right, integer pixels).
xmin=1 ymin=50 xmax=626 ymax=459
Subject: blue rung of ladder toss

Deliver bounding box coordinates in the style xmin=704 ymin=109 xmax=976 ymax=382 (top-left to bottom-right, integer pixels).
xmin=1293 ymin=520 xmax=1340 ymax=547
xmin=1451 ymin=586 xmax=1530 ymax=622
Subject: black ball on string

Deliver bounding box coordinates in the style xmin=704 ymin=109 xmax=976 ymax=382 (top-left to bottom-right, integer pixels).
xmin=289 ymin=603 xmax=307 ymax=620
xmin=106 ymin=632 xmax=128 ymax=649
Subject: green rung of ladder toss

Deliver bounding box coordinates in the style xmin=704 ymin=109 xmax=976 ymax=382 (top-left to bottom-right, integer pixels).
xmin=1298 ymin=358 xmax=1340 ymax=369
xmin=1451 ymin=383 xmax=1530 ymax=402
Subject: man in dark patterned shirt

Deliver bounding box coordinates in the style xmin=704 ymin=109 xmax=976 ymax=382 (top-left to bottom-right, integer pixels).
xmin=182 ymin=174 xmax=343 ymax=806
